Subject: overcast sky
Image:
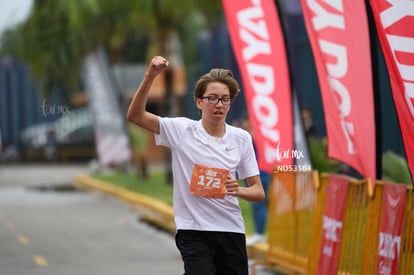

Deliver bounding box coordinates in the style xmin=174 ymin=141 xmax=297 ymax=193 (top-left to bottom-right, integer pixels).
xmin=0 ymin=0 xmax=33 ymax=39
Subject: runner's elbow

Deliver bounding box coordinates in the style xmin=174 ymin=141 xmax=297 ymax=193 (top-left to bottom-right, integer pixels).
xmin=126 ymin=111 xmax=135 ymax=123
xmin=127 ymin=111 xmax=142 ymax=126
xmin=258 ymin=191 xmax=266 ymax=202
xmin=252 ymin=191 xmax=265 ymax=202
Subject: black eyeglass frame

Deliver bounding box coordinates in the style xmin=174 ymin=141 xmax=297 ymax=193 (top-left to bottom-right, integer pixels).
xmin=199 ymin=96 xmax=232 ymax=105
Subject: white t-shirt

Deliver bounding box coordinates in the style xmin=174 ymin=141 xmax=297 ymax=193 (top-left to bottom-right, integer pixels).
xmin=155 ymin=117 xmax=260 ymax=233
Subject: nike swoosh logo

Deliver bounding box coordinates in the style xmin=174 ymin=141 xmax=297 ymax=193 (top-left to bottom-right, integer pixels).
xmin=225 ymin=147 xmax=235 ymax=151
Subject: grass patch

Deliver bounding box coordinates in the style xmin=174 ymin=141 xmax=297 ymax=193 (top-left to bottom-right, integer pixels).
xmin=93 ymin=170 xmax=255 ymax=235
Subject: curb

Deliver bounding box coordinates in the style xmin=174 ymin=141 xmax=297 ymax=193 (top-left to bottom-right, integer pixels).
xmin=74 ymin=174 xmax=176 ymax=233
xmin=74 ymin=174 xmax=268 ymax=259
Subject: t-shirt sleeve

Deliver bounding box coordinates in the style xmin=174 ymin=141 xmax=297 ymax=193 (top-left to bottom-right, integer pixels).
xmin=236 ymin=131 xmax=260 ymax=180
xmin=154 ymin=117 xmax=189 ymax=149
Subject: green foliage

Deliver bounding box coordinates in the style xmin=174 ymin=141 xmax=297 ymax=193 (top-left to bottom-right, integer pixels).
xmin=382 ymin=151 xmax=412 ymax=185
xmin=0 ymin=0 xmax=224 ymax=98
xmin=308 ymin=137 xmax=341 ymax=173
xmin=307 ymin=138 xmax=412 ymax=185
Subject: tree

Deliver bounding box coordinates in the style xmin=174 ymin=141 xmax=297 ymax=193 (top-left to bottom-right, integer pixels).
xmin=0 ymin=0 xmax=224 ymax=99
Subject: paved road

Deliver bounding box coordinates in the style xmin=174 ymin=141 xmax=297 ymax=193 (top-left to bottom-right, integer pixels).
xmin=0 ymin=164 xmax=278 ymax=275
xmin=0 ymin=164 xmax=183 ymax=275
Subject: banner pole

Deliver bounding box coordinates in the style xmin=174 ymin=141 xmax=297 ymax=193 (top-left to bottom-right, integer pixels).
xmin=365 ymin=0 xmax=382 ymax=183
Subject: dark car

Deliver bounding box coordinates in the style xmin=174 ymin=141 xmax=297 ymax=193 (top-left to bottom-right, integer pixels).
xmin=20 ymin=107 xmax=96 ymax=162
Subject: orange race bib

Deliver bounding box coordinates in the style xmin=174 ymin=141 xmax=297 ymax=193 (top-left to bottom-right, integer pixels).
xmin=190 ymin=164 xmax=229 ymax=199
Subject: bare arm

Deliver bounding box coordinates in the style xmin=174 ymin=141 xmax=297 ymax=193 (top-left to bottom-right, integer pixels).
xmin=225 ymin=175 xmax=265 ymax=202
xmin=127 ymin=56 xmax=169 ymax=134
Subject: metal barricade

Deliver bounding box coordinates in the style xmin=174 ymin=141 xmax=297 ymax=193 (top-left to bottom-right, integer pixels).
xmin=254 ymin=171 xmax=318 ymax=274
xmin=254 ymin=172 xmax=414 ymax=275
xmin=309 ymin=175 xmax=414 ymax=275
xmin=360 ymin=182 xmax=414 ymax=275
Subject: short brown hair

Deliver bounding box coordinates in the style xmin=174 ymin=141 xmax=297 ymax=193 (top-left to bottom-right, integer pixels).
xmin=194 ymin=69 xmax=240 ymax=101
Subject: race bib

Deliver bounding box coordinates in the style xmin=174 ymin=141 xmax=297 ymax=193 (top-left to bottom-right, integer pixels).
xmin=190 ymin=164 xmax=229 ymax=199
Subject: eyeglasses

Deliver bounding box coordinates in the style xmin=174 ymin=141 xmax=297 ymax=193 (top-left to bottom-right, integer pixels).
xmin=200 ymin=96 xmax=232 ymax=105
